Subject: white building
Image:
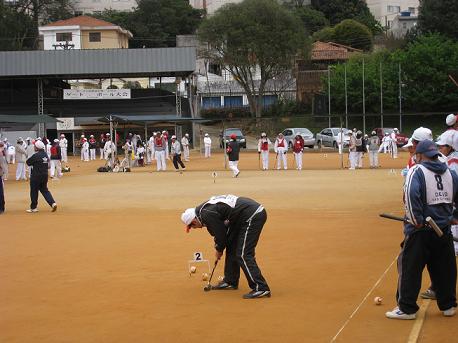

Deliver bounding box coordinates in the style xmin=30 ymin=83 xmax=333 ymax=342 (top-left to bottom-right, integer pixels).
xmin=365 ymin=0 xmax=419 ymax=28
xmin=72 ymin=0 xmax=137 ymax=15
xmin=390 ymin=13 xmax=418 ymax=38
xmin=188 ymin=0 xmax=243 ymax=15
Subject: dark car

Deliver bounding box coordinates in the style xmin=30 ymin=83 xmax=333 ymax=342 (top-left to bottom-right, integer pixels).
xmin=373 ymin=128 xmax=408 ymax=147
xmin=220 ymin=128 xmax=246 ymax=149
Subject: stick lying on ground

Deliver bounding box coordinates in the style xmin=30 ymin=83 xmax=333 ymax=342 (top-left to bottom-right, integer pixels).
xmin=379 ymin=213 xmax=443 ymax=237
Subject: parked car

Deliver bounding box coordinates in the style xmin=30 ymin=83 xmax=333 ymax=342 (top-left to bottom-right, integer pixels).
xmin=373 ymin=128 xmax=408 ymax=147
xmin=220 ymin=128 xmax=246 ymax=148
xmin=282 ymin=128 xmax=315 ymax=149
xmin=315 ymin=128 xmax=350 ymax=148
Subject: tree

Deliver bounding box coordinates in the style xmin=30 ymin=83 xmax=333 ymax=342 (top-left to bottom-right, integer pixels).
xmin=311 ymin=0 xmax=381 ymax=34
xmin=198 ymin=0 xmax=308 ymax=119
xmin=128 ymin=0 xmax=204 ymax=48
xmin=0 ymin=2 xmax=35 ymax=50
xmin=312 ymin=26 xmax=334 ymax=42
xmin=419 ymin=0 xmax=458 ymax=40
xmin=333 ymin=19 xmax=372 ymax=51
xmin=325 ymin=34 xmax=458 ymax=115
xmin=293 ymin=6 xmax=329 ymax=35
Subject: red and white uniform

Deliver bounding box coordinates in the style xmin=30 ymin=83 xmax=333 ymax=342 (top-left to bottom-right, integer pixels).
xmin=257 ymin=137 xmax=271 ymax=170
xmin=390 ymin=131 xmax=398 ymax=158
xmin=89 ymin=137 xmax=97 ymax=160
xmin=293 ymin=137 xmax=305 ymax=170
xmin=274 ymin=136 xmax=288 ymax=170
xmin=154 ymin=135 xmax=167 ymax=171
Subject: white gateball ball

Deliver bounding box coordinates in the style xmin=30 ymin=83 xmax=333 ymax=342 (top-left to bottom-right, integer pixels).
xmin=190 ymin=266 xmax=197 ymax=274
xmin=374 ymin=296 xmax=383 ymax=305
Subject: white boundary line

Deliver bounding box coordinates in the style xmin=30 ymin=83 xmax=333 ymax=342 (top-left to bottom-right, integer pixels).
xmin=330 ymin=255 xmax=398 ymax=342
xmin=407 ymin=299 xmax=431 ymax=343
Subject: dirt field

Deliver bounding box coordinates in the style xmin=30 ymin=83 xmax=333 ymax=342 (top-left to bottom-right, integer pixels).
xmin=1 ymin=151 xmax=456 ymax=343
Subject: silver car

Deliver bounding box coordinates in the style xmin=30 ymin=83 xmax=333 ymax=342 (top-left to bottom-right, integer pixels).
xmin=315 ymin=128 xmax=350 ymax=148
xmin=282 ymin=128 xmax=315 ymax=149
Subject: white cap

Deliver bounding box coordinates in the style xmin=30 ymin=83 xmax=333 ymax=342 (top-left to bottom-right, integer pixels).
xmin=394 ymin=128 xmax=398 ymax=131
xmin=26 ymin=137 xmax=31 ymax=141
xmin=371 ymin=131 xmax=376 ymax=135
xmin=2 ymin=138 xmax=7 ymax=141
xmin=81 ymin=134 xmax=85 ymax=138
xmin=261 ymin=132 xmax=266 ymax=137
xmin=411 ymin=127 xmax=433 ymax=142
xmin=437 ymin=130 xmax=458 ymax=150
xmin=446 ymin=113 xmax=457 ymax=126
xmin=106 ymin=133 xmax=110 ymax=136
xmin=53 ymin=139 xmax=59 ymax=143
xmin=90 ymin=135 xmax=94 ymax=137
xmin=181 ymin=208 xmax=196 ymax=227
xmin=185 ymin=133 xmax=189 ymax=137
xmin=171 ymin=135 xmax=176 ymax=139
xmin=34 ymin=141 xmax=45 ymax=150
xmin=205 ymin=133 xmax=209 ymax=137
xmin=60 ymin=134 xmax=65 ymax=137
xmin=162 ymin=130 xmax=167 ymax=133
xmin=402 ymin=138 xmax=413 ymax=148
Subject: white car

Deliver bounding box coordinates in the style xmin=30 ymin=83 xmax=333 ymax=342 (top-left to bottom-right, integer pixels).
xmin=315 ymin=128 xmax=350 ymax=148
xmin=282 ymin=128 xmax=315 ymax=149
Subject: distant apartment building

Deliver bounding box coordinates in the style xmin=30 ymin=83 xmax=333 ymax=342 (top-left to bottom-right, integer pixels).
xmin=389 ymin=12 xmax=418 ymax=38
xmin=365 ymin=0 xmax=419 ymax=28
xmin=72 ymin=0 xmax=137 ymax=15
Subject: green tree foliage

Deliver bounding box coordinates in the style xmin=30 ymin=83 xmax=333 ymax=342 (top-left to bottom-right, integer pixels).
xmin=311 ymin=0 xmax=381 ymax=34
xmin=333 ymin=19 xmax=372 ymax=51
xmin=198 ymin=0 xmax=308 ymax=118
xmin=312 ymin=20 xmax=372 ymax=51
xmin=419 ymin=0 xmax=458 ymax=40
xmin=293 ymin=6 xmax=329 ymax=35
xmin=0 ymin=2 xmax=35 ymax=50
xmin=129 ymin=0 xmax=204 ymax=48
xmin=326 ymin=34 xmax=458 ymax=114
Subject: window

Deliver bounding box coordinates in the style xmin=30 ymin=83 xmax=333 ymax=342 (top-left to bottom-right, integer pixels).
xmin=408 ymin=7 xmax=415 ymax=14
xmin=402 ymin=22 xmax=407 ymax=29
xmin=93 ymin=10 xmax=102 ymax=15
xmin=74 ymin=11 xmax=83 ymax=16
xmin=56 ymin=32 xmax=72 ymax=42
xmin=387 ymin=5 xmax=400 ymax=13
xmin=89 ymin=32 xmax=101 ymax=42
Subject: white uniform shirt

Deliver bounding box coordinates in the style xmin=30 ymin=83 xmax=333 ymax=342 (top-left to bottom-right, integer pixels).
xmin=204 ymin=137 xmax=212 ymax=146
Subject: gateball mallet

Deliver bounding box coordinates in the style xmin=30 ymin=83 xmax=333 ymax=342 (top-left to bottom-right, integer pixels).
xmin=203 ymin=259 xmax=219 ymax=292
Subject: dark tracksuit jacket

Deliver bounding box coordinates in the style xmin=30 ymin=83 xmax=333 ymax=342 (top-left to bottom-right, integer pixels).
xmin=398 ymin=160 xmax=458 ymax=313
xmin=226 ymin=140 xmax=240 ymax=162
xmin=26 ymin=150 xmax=55 ymax=209
xmin=195 ymin=195 xmax=269 ymax=291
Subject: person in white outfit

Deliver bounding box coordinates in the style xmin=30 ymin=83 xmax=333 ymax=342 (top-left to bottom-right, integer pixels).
xmin=154 ymin=133 xmax=167 ymax=171
xmin=15 ymin=138 xmax=27 ymax=180
xmin=103 ymin=134 xmax=116 ymax=167
xmin=146 ymin=134 xmax=155 ymax=164
xmin=7 ymin=143 xmax=15 ymax=164
xmin=336 ymin=129 xmax=346 ymax=154
xmin=81 ymin=138 xmax=89 ymax=162
xmin=50 ymin=139 xmax=63 ymax=179
xmin=59 ymin=134 xmax=68 ymax=163
xmin=355 ymin=131 xmax=364 ymax=168
xmin=204 ymin=133 xmax=212 ymax=158
xmin=390 ymin=128 xmax=399 ymax=158
xmin=274 ymin=133 xmax=288 ymax=170
xmin=379 ymin=132 xmax=391 ymax=154
xmin=181 ymin=133 xmax=190 ymax=161
xmin=348 ymin=131 xmax=357 ymax=170
xmin=257 ymin=132 xmax=271 ymax=170
xmin=25 ymin=138 xmax=35 ymax=179
xmin=368 ymin=131 xmax=380 ymax=168
xmin=88 ymin=135 xmax=97 ymax=160
xmin=437 ymin=131 xmax=458 ymax=256
xmin=80 ymin=135 xmax=85 ymax=161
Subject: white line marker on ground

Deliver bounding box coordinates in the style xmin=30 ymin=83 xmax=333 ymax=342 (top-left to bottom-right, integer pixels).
xmin=330 ymin=255 xmax=397 ymax=342
xmin=407 ymin=299 xmax=431 ymax=343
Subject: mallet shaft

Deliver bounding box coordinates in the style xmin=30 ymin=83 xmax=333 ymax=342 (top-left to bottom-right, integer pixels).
xmin=425 ymin=216 xmax=443 ymax=237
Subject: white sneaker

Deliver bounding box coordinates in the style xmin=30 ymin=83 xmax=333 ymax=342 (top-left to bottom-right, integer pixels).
xmin=385 ymin=307 xmax=416 ymax=320
xmin=443 ymin=307 xmax=456 ymax=317
xmin=26 ymin=208 xmax=39 ymax=213
xmin=51 ymin=203 xmax=57 ymax=212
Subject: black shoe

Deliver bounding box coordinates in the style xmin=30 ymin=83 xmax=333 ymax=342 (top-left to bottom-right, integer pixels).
xmin=211 ymin=281 xmax=238 ymax=290
xmin=243 ymin=290 xmax=271 ymax=299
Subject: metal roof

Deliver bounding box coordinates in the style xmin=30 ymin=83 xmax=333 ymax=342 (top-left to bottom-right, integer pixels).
xmin=0 ymin=114 xmax=62 ymax=123
xmin=98 ymin=115 xmax=212 ymax=125
xmin=0 ymin=47 xmax=196 ymax=79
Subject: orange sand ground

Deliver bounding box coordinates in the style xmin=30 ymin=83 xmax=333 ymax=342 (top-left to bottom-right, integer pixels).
xmin=0 ymin=151 xmax=456 ymax=342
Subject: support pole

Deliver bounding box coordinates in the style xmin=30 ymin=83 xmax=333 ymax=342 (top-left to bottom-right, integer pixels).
xmin=37 ymin=79 xmax=44 ymax=137
xmin=362 ymin=59 xmax=366 ymax=134
xmin=380 ymin=61 xmax=384 ymax=128
xmin=344 ymin=64 xmax=348 ymax=128
xmin=328 ymin=66 xmax=331 ymax=128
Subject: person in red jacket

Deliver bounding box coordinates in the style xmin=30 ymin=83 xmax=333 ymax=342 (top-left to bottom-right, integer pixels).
xmin=257 ymin=133 xmax=271 ymax=170
xmin=292 ymin=134 xmax=305 ymax=170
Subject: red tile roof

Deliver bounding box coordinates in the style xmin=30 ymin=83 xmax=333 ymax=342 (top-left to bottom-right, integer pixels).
xmin=311 ymin=41 xmax=361 ymax=61
xmin=43 ymin=15 xmax=116 ymax=27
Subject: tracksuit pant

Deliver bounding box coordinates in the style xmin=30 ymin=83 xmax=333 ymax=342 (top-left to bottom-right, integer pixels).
xmin=16 ymin=162 xmax=26 ymax=180
xmin=30 ymin=175 xmax=55 ymax=210
xmin=229 ymin=160 xmax=239 ymax=177
xmin=391 ymin=142 xmax=398 ymax=158
xmin=369 ymin=151 xmax=378 ymax=168
xmin=205 ymin=145 xmax=211 ymax=158
xmin=50 ymin=160 xmax=62 ymax=178
xmin=396 ymin=230 xmax=457 ymax=314
xmin=172 ymin=154 xmax=186 ymax=170
xmin=61 ymin=148 xmax=67 ymax=163
xmin=0 ymin=179 xmax=4 ymax=212
xmin=155 ymin=150 xmax=166 ymax=171
xmin=83 ymin=150 xmax=89 ymax=161
xmin=276 ymin=148 xmax=287 ymax=169
xmin=294 ymin=152 xmax=303 ymax=170
xmin=224 ymin=206 xmax=270 ymax=292
xmin=260 ymin=151 xmax=269 ymax=170
xmin=183 ymin=146 xmax=190 ymax=161
xmin=349 ymin=151 xmax=357 ymax=169
xmin=100 ymin=148 xmax=104 ymax=160
xmin=90 ymin=149 xmax=96 ymax=160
